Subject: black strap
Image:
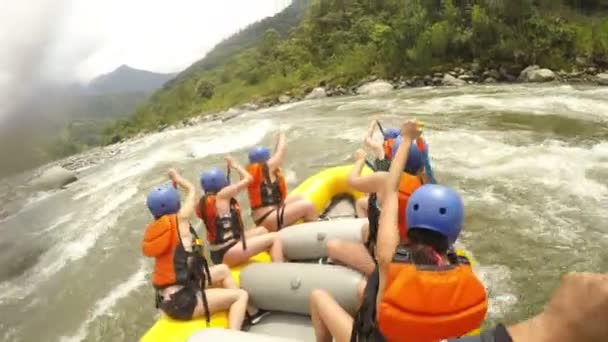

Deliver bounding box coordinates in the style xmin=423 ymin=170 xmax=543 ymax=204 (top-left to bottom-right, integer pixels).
xmin=276 ymin=203 xmax=286 ymax=230
xmin=448 ymin=324 xmax=512 ymax=342
xmin=229 ymin=198 xmax=247 ymax=250
xmin=365 ymin=159 xmax=377 ymax=171
xmin=365 ymin=193 xmax=379 ymax=260
xmin=376 ymin=121 xmax=385 ymax=136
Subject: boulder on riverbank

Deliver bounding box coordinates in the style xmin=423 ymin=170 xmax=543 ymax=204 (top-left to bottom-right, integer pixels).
xmin=519 ymin=65 xmax=556 ymax=82
xmin=442 ymin=74 xmax=466 ymax=86
xmin=305 ymin=87 xmax=327 ymax=99
xmin=278 ymin=94 xmax=292 ymax=104
xmin=596 ymin=73 xmax=608 ymax=86
xmin=356 ymin=80 xmax=393 ymax=95
xmin=30 ymin=166 xmax=77 ymax=191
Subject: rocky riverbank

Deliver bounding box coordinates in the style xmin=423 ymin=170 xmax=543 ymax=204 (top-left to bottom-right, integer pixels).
xmin=289 ymin=63 xmax=608 ymax=104
xmin=51 ymin=63 xmax=608 ymax=180
xmin=128 ymin=63 xmax=608 ymax=137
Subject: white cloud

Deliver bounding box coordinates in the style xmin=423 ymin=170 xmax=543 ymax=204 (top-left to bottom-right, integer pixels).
xmin=49 ymin=0 xmax=291 ymax=81
xmin=0 ymin=0 xmax=290 ymax=123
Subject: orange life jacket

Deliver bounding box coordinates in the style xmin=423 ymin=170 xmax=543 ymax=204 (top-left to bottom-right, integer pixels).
xmin=397 ymin=173 xmax=423 ymax=241
xmin=246 ymin=163 xmax=287 ymax=209
xmin=142 ymin=214 xmax=209 ymax=288
xmin=383 ymin=138 xmax=396 ymax=161
xmin=366 ymin=174 xmax=423 ymax=258
xmin=142 ymin=214 xmax=213 ymax=324
xmin=198 ymin=194 xmax=246 ymax=249
xmin=378 ymin=249 xmax=488 ymax=342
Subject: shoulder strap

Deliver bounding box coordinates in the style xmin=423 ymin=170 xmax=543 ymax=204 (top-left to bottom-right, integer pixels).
xmin=229 ymin=197 xmax=247 ymax=250
xmin=261 ymin=163 xmax=272 ymax=184
xmin=199 ymin=195 xmax=208 ymax=220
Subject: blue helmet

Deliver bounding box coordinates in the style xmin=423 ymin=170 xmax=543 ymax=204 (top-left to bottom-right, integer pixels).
xmin=392 ymin=135 xmax=423 ymax=174
xmin=248 ymin=146 xmax=271 ymax=164
xmin=200 ymin=167 xmax=228 ymax=193
xmin=146 ymin=183 xmax=180 ymax=219
xmin=406 ymin=184 xmax=464 ymax=245
xmin=383 ymin=128 xmax=400 ymax=140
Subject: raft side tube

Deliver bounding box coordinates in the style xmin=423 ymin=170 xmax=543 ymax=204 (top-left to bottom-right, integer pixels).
xmin=186 ymin=328 xmax=300 ymax=342
xmin=240 ymin=263 xmax=363 ymax=315
xmin=289 ymin=165 xmax=372 ymax=214
xmin=279 ymin=218 xmax=366 ymax=260
xmin=248 ymin=313 xmax=315 ymax=342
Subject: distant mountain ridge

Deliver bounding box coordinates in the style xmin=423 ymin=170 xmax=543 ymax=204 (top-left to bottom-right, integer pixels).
xmin=88 ymin=64 xmax=177 ymax=94
xmin=0 ymin=65 xmax=175 ymax=178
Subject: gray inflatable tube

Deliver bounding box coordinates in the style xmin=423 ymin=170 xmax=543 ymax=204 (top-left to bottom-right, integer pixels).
xmin=240 ymin=262 xmax=364 ymax=315
xmin=187 ymin=328 xmax=300 ymax=342
xmin=279 ymin=218 xmax=366 ymax=260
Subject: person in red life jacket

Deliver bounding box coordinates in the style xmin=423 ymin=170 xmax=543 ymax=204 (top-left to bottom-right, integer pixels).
xmin=246 ymin=131 xmax=319 ymax=232
xmin=197 ymin=154 xmax=284 ymax=268
xmin=142 ymin=169 xmax=251 ymax=330
xmin=355 ymin=119 xmax=400 ymax=218
xmin=323 ymin=133 xmax=426 ymax=277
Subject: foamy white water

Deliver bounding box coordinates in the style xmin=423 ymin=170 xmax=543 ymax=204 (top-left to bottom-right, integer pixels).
xmin=1 ymin=84 xmax=607 ymax=341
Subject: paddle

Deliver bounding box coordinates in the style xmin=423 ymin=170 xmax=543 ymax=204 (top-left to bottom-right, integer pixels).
xmin=376 ymin=120 xmax=385 ymax=137
xmin=415 ymin=121 xmax=437 ymax=184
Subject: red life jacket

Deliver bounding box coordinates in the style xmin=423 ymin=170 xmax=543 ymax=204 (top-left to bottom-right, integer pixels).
xmin=197 ymin=194 xmax=246 ymax=249
xmin=246 ymin=163 xmax=287 ymax=209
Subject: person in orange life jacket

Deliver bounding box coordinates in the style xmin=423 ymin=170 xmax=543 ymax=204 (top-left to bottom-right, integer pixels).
xmin=247 ymin=131 xmax=318 ymax=232
xmin=449 ymin=272 xmax=608 ymax=342
xmin=324 ymin=134 xmax=426 ymax=278
xmin=142 ymin=169 xmax=250 ymax=330
xmin=197 ymin=154 xmax=284 ymax=268
xmin=309 ymin=124 xmax=433 ymax=342
xmin=354 ymin=119 xmax=400 ymax=218
xmin=352 ymin=121 xmax=487 ymax=342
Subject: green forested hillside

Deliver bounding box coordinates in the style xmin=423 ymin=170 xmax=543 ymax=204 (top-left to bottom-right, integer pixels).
xmin=172 ymin=0 xmax=312 ymax=81
xmin=104 ymin=0 xmax=608 ymax=141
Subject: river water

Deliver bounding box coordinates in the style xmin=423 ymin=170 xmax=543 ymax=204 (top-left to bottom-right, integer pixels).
xmin=0 ymin=84 xmax=607 ymax=341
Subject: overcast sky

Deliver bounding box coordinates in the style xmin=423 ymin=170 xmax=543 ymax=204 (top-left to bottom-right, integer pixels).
xmin=0 ymin=0 xmax=290 ymax=124
xmin=45 ymin=0 xmax=291 ymax=81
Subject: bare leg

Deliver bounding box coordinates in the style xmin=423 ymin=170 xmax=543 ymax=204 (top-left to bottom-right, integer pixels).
xmin=256 ymin=200 xmax=319 ymax=231
xmin=245 ymin=226 xmax=269 ymax=238
xmin=361 ymin=221 xmax=369 ymax=242
xmin=209 ymin=264 xmax=238 ymax=289
xmin=356 ymin=196 xmax=369 ymax=218
xmin=208 ymin=261 xmax=262 ymax=317
xmin=309 ymin=289 xmax=354 ymax=342
xmin=284 ymin=194 xmax=304 ymax=204
xmin=357 ymin=278 xmax=367 ymax=305
xmin=222 ymin=233 xmax=284 ymax=266
xmin=192 ymin=288 xmax=248 ymax=330
xmin=326 ymin=240 xmax=375 ymax=276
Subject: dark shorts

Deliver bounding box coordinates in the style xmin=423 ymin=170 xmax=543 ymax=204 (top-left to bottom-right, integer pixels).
xmin=253 ymin=203 xmax=286 ymax=229
xmin=158 ymin=286 xmax=199 ymax=321
xmin=209 ymin=240 xmax=238 ymax=265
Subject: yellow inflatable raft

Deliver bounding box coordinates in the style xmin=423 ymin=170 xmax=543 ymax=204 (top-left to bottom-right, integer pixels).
xmin=141 ymin=165 xmax=369 ymax=341
xmin=140 ymin=164 xmax=481 ymax=341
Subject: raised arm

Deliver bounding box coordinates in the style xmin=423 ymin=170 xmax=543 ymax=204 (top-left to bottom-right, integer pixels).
xmin=267 ymin=131 xmax=287 ymax=171
xmin=217 ymin=155 xmax=253 ymax=200
xmin=366 ymin=118 xmax=378 ymax=138
xmin=348 ymin=149 xmax=387 ymax=193
xmin=375 ymin=121 xmax=421 ymax=309
xmin=168 ymin=169 xmax=197 ymax=248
